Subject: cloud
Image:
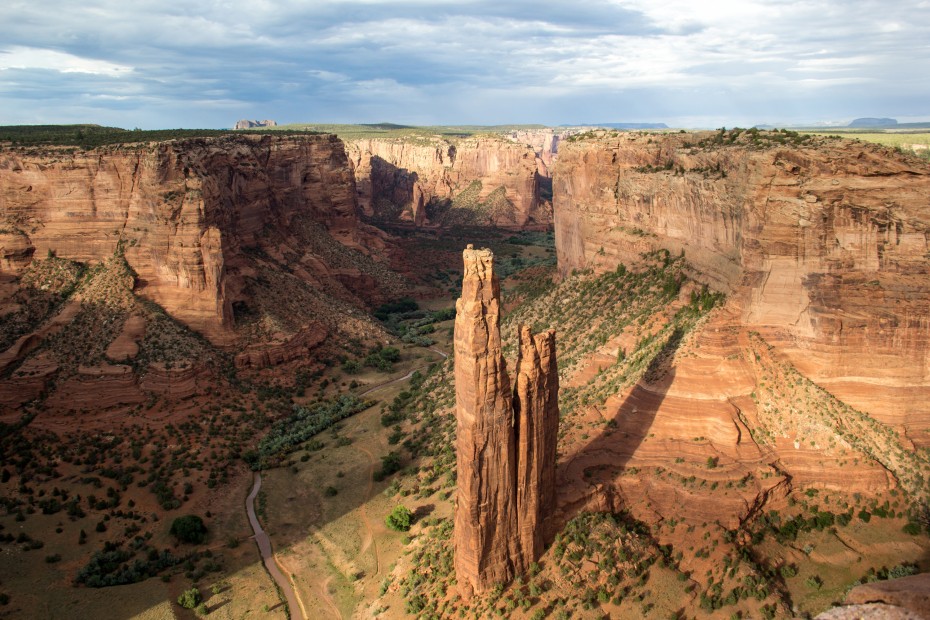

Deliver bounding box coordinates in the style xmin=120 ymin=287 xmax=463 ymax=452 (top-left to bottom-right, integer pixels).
xmin=0 ymin=46 xmax=132 ymax=76
xmin=0 ymin=0 xmax=928 ymax=127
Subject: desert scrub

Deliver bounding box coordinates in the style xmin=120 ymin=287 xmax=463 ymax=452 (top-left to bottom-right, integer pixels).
xmin=245 ymin=394 xmax=371 ymax=469
xmin=0 ymin=256 xmax=84 ymax=351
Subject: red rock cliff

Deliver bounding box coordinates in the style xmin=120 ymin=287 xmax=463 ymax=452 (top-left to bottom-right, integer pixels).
xmin=454 ymin=245 xmax=559 ymax=598
xmin=346 ymin=137 xmax=549 ymax=228
xmin=0 ymin=134 xmax=376 ymax=343
xmin=514 ymin=325 xmax=559 ymax=562
xmin=552 ymin=131 xmax=930 ymax=442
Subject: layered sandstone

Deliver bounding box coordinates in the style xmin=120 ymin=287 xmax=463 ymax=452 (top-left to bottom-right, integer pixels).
xmin=552 ymin=131 xmax=930 ymax=443
xmin=454 ymin=245 xmax=558 ymax=599
xmin=0 ymin=134 xmax=381 ymax=343
xmin=514 ymin=325 xmax=559 ymax=561
xmin=845 ymin=573 xmax=930 ymax=619
xmin=346 ymin=137 xmax=548 ymax=228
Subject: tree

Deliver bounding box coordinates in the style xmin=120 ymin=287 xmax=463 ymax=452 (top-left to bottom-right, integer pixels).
xmin=177 ymin=587 xmax=201 ymax=609
xmin=385 ymin=505 xmax=413 ymax=532
xmin=170 ymin=515 xmax=207 ymax=544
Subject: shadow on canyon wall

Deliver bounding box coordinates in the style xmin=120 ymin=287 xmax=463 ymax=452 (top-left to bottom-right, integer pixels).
xmin=553 ymin=326 xmax=685 ymax=533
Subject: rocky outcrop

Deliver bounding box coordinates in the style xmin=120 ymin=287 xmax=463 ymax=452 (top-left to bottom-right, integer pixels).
xmin=844 ymin=573 xmax=930 ymax=619
xmin=454 ymin=245 xmax=558 ymax=599
xmin=346 ymin=137 xmax=549 ymax=228
xmin=0 ymin=134 xmax=381 ymax=343
xmin=552 ymin=131 xmax=930 ymax=443
xmin=234 ymin=119 xmax=277 ymax=129
xmin=234 ymin=323 xmax=327 ymax=368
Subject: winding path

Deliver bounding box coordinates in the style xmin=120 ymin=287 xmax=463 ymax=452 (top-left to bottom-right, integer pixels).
xmin=244 ymin=345 xmax=449 ymax=620
xmin=246 ymin=472 xmax=306 ymax=620
xmin=359 ymin=348 xmax=447 ymax=397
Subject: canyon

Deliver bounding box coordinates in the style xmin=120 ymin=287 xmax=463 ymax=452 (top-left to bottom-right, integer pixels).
xmin=345 ymin=136 xmax=550 ymax=228
xmin=1 ymin=125 xmax=929 ymax=619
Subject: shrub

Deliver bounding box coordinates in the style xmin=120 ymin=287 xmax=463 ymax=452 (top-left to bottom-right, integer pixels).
xmin=170 ymin=515 xmax=207 ymax=544
xmin=385 ymin=506 xmax=413 ymax=532
xmin=374 ymin=452 xmax=402 ymax=481
xmin=178 ymin=587 xmax=201 ymax=609
xmin=902 ymin=521 xmax=922 ymax=536
xmin=324 ymin=486 xmax=338 ymax=497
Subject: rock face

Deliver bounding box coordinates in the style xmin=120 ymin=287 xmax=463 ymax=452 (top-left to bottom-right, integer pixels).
xmin=345 ymin=137 xmax=549 ymax=228
xmin=513 ymin=325 xmax=559 ymax=562
xmin=552 ymin=131 xmax=930 ymax=443
xmin=453 ymin=245 xmax=558 ymax=599
xmin=234 ymin=119 xmax=277 ymax=129
xmin=844 ymin=573 xmax=930 ymax=619
xmin=0 ymin=134 xmax=380 ymax=343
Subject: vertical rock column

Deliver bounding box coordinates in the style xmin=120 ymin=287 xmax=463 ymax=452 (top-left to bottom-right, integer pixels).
xmin=453 ymin=245 xmax=521 ymax=599
xmin=454 ymin=245 xmax=560 ymax=599
xmin=514 ymin=326 xmax=559 ymax=563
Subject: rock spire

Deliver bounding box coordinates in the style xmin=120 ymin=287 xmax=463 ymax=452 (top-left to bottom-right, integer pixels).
xmin=453 ymin=244 xmax=559 ymax=599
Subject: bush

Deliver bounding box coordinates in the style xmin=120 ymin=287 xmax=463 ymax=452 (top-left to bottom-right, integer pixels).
xmin=902 ymin=521 xmax=922 ymax=536
xmin=178 ymin=587 xmax=201 ymax=609
xmin=374 ymin=451 xmax=402 ymax=481
xmin=170 ymin=515 xmax=207 ymax=544
xmin=385 ymin=506 xmax=413 ymax=532
xmin=324 ymin=486 xmax=338 ymax=497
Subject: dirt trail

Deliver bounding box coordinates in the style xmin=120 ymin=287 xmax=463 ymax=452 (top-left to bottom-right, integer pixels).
xmin=320 ymin=576 xmax=341 ymax=618
xmin=246 ymin=472 xmax=306 ymax=620
xmin=359 ymin=347 xmax=448 ymax=396
xmin=345 ymin=410 xmax=381 ymax=576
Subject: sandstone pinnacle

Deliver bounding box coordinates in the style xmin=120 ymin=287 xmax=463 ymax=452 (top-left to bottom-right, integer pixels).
xmin=453 ymin=245 xmax=559 ymax=599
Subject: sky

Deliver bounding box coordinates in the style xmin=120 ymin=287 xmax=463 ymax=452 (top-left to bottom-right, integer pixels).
xmin=1 ymin=0 xmax=929 ymax=129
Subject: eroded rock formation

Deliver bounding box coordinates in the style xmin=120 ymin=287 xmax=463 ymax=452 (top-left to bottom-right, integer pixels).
xmin=345 ymin=137 xmax=549 ymax=228
xmin=0 ymin=134 xmax=388 ymax=343
xmin=234 ymin=119 xmax=277 ymax=129
xmin=454 ymin=245 xmax=558 ymax=599
xmin=552 ymin=131 xmax=930 ymax=444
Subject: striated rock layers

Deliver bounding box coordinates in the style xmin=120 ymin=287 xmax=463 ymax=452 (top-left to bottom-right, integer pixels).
xmin=0 ymin=134 xmax=385 ymax=343
xmin=454 ymin=245 xmax=558 ymax=599
xmin=552 ymin=131 xmax=930 ymax=443
xmin=345 ymin=137 xmax=550 ymax=228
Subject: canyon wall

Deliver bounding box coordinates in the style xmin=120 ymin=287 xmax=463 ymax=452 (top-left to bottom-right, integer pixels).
xmin=454 ymin=246 xmax=558 ymax=598
xmin=345 ymin=137 xmax=549 ymax=228
xmin=552 ymin=131 xmax=930 ymax=442
xmin=0 ymin=134 xmax=382 ymax=343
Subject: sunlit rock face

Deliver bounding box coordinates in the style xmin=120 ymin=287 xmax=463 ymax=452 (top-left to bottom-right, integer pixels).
xmin=453 ymin=245 xmax=559 ymax=599
xmin=552 ymin=132 xmax=930 ymax=444
xmin=346 ymin=137 xmax=548 ymax=228
xmin=0 ymin=133 xmax=380 ymax=344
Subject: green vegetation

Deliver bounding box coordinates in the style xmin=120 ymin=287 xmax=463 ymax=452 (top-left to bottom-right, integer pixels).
xmin=246 ymin=394 xmax=370 ymax=469
xmin=177 ymin=587 xmax=202 ymax=609
xmin=804 ymin=130 xmax=930 ymax=160
xmin=260 ymin=122 xmax=548 ymax=143
xmin=0 ymin=124 xmax=320 ymax=149
xmin=75 ymin=543 xmax=186 ymax=587
xmin=169 ymin=515 xmax=208 ymax=545
xmin=504 ymin=250 xmax=724 ymax=417
xmin=385 ymin=505 xmax=413 ymax=532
